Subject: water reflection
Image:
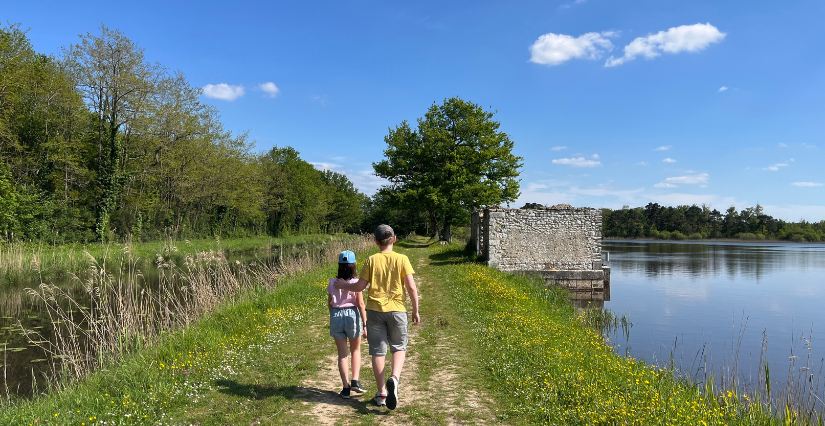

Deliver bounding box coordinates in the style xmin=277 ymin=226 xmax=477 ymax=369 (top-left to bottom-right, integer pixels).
xmin=602 ymin=240 xmax=825 ymax=391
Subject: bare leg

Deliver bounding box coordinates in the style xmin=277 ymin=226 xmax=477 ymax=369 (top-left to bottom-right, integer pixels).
xmin=372 ymin=355 xmax=386 ymax=394
xmin=349 ymin=337 xmax=361 ymax=381
xmin=390 ymin=350 xmax=406 ymax=380
xmin=334 ymin=338 xmax=350 ymax=388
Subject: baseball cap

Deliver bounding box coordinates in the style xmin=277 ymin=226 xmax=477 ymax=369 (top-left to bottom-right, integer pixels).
xmin=374 ymin=224 xmax=395 ymax=240
xmin=338 ymin=250 xmax=356 ymax=264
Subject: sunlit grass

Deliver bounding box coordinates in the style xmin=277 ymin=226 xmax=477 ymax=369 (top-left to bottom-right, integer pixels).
xmin=430 ymin=242 xmax=796 ymax=426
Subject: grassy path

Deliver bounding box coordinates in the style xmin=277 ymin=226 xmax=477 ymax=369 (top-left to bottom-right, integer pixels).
xmin=291 ymin=238 xmax=499 ymax=426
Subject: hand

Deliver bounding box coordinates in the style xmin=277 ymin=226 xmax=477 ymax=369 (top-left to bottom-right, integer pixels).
xmin=333 ymin=278 xmax=345 ymax=289
xmin=411 ymin=311 xmax=420 ymax=326
xmin=362 ymin=325 xmax=368 ymax=338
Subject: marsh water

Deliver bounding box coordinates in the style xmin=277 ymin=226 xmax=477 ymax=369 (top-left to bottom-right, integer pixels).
xmin=601 ymin=240 xmax=825 ymax=389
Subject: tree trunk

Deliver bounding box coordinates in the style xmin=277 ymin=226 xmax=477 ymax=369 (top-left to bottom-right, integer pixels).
xmin=443 ymin=222 xmax=452 ymax=243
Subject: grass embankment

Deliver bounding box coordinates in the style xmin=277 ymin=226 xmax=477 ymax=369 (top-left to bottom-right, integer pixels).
xmin=0 ymin=244 xmax=378 ymax=425
xmin=0 ymin=234 xmax=361 ymax=285
xmin=428 ymin=242 xmax=786 ymax=426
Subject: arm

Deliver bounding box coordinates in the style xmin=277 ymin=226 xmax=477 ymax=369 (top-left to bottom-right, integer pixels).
xmin=335 ymin=277 xmax=369 ymax=292
xmin=327 ymin=293 xmax=333 ymax=312
xmin=404 ymin=274 xmax=420 ymax=325
xmin=356 ymin=291 xmax=368 ymax=337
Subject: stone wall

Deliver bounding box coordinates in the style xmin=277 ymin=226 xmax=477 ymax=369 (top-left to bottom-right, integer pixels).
xmin=474 ymin=205 xmax=602 ymax=272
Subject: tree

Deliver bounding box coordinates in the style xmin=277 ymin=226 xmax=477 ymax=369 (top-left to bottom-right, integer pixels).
xmin=374 ymin=97 xmax=523 ymax=242
xmin=63 ymin=25 xmax=157 ymax=240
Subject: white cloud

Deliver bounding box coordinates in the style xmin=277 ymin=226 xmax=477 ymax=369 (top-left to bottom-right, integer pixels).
xmin=654 ymin=173 xmax=710 ymax=188
xmin=718 ymin=86 xmax=728 ymax=92
xmin=663 ymin=158 xmax=676 ymax=163
xmin=259 ymin=82 xmax=280 ymax=97
xmin=202 ymin=83 xmax=245 ymax=101
xmin=551 ymin=146 xmax=568 ymax=151
xmin=591 ymin=154 xmax=600 ymax=159
xmin=310 ymin=162 xmax=388 ymax=195
xmin=552 ymin=157 xmax=602 ymax=167
xmin=635 ymin=161 xmax=649 ymax=166
xmin=763 ymin=159 xmax=793 ymax=171
xmin=762 ymin=204 xmax=825 ymax=222
xmin=529 ymin=31 xmax=616 ymax=66
xmin=778 ymin=143 xmax=788 ymax=147
xmin=792 ymin=182 xmax=823 ymax=187
xmin=655 ymin=145 xmax=672 ymax=151
xmin=605 ymin=23 xmax=726 ymax=67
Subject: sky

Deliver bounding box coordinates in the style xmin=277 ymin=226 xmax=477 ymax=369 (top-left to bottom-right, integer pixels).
xmin=7 ymin=0 xmax=825 ymax=221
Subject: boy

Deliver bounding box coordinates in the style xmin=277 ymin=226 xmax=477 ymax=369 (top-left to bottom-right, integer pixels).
xmin=335 ymin=224 xmax=420 ymax=410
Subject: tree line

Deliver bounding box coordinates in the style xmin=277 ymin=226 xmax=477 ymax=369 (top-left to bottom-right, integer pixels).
xmin=0 ymin=24 xmax=367 ymax=243
xmin=602 ymin=204 xmax=825 ymax=242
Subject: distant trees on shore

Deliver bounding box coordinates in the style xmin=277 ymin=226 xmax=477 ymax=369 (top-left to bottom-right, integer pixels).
xmin=602 ymin=203 xmax=824 ymax=242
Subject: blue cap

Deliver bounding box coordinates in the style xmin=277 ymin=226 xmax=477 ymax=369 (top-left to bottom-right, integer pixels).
xmin=338 ymin=250 xmax=356 ymax=264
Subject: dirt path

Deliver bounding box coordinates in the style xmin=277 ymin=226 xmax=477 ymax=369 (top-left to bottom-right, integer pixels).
xmin=294 ymin=243 xmax=498 ymax=425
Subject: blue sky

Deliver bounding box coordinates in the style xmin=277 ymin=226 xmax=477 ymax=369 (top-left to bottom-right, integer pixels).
xmin=9 ymin=0 xmax=824 ymax=220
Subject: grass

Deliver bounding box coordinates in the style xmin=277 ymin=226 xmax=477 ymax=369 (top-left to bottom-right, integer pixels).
xmin=0 ymin=234 xmax=364 ymax=288
xmin=1 ymin=236 xmax=819 ymax=425
xmin=0 ymin=244 xmax=379 ymax=425
xmin=427 ymin=241 xmax=811 ymax=426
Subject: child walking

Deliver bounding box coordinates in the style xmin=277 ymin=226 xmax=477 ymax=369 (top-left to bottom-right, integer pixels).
xmin=328 ymin=250 xmax=368 ymax=399
xmin=335 ymin=225 xmax=419 ymax=410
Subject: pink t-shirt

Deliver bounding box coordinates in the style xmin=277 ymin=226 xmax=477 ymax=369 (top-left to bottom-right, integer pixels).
xmin=327 ymin=278 xmax=361 ymax=308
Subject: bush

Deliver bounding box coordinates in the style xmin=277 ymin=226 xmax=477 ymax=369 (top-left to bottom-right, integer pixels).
xmin=671 ymin=231 xmax=686 ymax=240
xmin=738 ymin=233 xmax=759 ymax=240
xmin=658 ymin=231 xmax=671 ymax=240
xmin=688 ymin=233 xmax=703 ymax=240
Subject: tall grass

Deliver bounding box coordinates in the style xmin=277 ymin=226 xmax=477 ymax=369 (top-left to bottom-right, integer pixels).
xmin=16 ymin=234 xmax=374 ymax=395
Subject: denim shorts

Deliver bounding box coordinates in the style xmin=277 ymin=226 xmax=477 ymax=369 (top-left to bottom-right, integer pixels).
xmin=329 ymin=307 xmax=363 ymax=339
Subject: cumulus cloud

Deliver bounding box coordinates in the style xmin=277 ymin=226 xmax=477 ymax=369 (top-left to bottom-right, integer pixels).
xmin=259 ymin=82 xmax=280 ymax=97
xmin=655 ymin=145 xmax=672 ymax=151
xmin=552 ymin=157 xmax=602 ymax=167
xmin=202 ymin=83 xmax=245 ymax=101
xmin=718 ymin=86 xmax=728 ymax=92
xmin=663 ymin=158 xmax=676 ymax=163
xmin=605 ymin=23 xmax=725 ymax=67
xmin=792 ymin=182 xmax=823 ymax=187
xmin=654 ymin=173 xmax=710 ymax=188
xmin=551 ymin=146 xmax=568 ymax=151
xmin=529 ymin=31 xmax=616 ymax=66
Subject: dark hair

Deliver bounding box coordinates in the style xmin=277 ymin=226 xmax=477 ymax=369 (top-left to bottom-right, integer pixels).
xmin=337 ymin=263 xmax=357 ymax=279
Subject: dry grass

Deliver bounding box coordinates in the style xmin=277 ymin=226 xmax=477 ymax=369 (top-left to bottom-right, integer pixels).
xmin=17 ymin=234 xmax=375 ymax=392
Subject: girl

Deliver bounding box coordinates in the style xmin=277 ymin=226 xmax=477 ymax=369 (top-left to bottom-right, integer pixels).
xmin=328 ymin=250 xmax=367 ymax=398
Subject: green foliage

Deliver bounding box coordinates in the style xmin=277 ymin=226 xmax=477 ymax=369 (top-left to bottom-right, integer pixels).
xmin=373 ymin=97 xmax=523 ymax=241
xmin=603 ymin=203 xmax=824 ymax=242
xmin=0 ymin=24 xmax=367 ymax=243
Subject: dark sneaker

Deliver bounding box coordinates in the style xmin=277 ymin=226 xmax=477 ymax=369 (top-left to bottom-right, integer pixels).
xmin=385 ymin=376 xmax=398 ymax=410
xmin=350 ymin=379 xmax=366 ymax=394
xmin=373 ymin=392 xmax=387 ymax=406
xmin=340 ymin=387 xmax=351 ymax=399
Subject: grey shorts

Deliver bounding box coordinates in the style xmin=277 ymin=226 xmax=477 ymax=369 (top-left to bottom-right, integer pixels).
xmin=330 ymin=307 xmax=363 ymax=339
xmin=366 ymin=310 xmax=408 ymax=356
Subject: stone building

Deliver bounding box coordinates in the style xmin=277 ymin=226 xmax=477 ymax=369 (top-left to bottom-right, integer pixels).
xmin=470 ymin=204 xmax=610 ymax=298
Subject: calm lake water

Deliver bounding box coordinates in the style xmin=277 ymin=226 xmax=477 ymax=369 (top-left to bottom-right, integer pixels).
xmin=602 ymin=240 xmax=825 ymax=388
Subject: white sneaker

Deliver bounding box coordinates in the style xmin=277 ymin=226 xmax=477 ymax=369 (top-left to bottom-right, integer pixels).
xmin=385 ymin=376 xmax=398 ymax=410
xmin=374 ymin=392 xmax=387 ymax=406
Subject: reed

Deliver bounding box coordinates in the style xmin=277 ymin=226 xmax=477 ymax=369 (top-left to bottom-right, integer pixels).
xmin=16 ymin=234 xmax=374 ymax=393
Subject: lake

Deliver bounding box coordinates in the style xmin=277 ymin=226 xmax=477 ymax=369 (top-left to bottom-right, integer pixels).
xmin=601 ymin=240 xmax=825 ymax=392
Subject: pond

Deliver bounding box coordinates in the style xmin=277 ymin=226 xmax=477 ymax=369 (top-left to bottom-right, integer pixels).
xmin=601 ymin=240 xmax=825 ymax=391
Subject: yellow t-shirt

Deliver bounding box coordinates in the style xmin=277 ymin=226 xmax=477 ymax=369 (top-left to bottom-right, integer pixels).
xmin=360 ymin=251 xmax=415 ymax=312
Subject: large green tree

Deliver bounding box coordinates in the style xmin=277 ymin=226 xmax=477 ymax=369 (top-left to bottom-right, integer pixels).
xmin=374 ymin=97 xmax=523 ymax=241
